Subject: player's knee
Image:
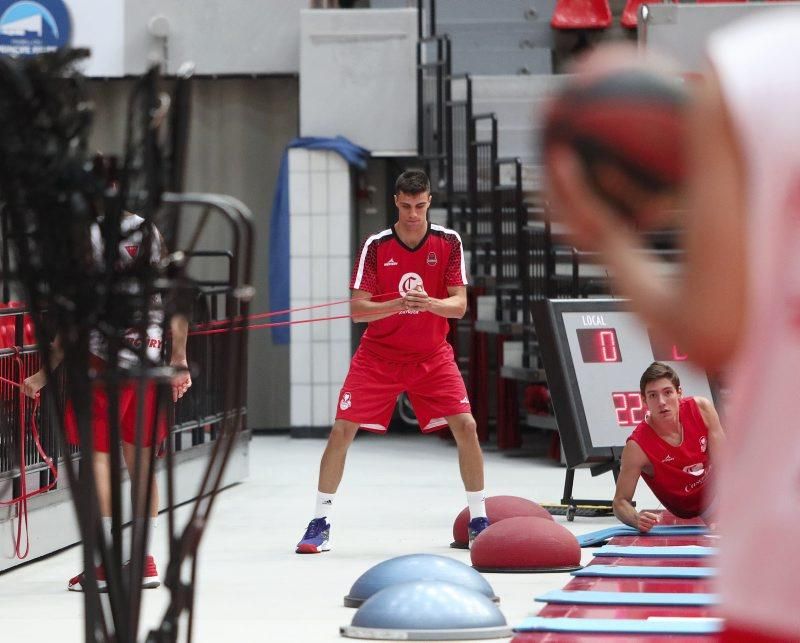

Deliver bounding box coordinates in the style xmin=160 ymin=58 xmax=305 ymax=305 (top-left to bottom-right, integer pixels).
xmin=452 ymin=415 xmax=478 ymax=439
xmin=328 ymin=420 xmax=358 ymax=446
xmin=464 ymin=417 xmax=478 ymax=435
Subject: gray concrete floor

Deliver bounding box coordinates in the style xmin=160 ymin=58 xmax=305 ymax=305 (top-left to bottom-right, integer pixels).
xmin=0 ymin=432 xmax=662 ymax=642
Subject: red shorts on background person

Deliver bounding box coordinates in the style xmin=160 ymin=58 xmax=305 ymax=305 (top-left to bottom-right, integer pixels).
xmin=64 ymin=380 xmax=168 ymax=453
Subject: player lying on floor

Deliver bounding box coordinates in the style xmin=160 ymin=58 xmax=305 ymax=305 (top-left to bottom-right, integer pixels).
xmin=613 ymin=362 xmax=724 ymax=532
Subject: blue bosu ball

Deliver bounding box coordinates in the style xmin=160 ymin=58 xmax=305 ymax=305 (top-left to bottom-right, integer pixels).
xmin=341 ymin=580 xmax=510 ymax=640
xmin=344 ymin=553 xmax=498 ymax=607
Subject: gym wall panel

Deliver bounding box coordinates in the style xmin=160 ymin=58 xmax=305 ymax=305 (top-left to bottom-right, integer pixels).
xmin=640 ymin=3 xmax=800 ymax=73
xmin=65 ymin=0 xmax=308 ymax=77
xmin=299 ymin=8 xmax=417 ymax=154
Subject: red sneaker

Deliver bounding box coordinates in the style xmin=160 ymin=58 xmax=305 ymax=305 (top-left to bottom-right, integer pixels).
xmin=67 ymin=565 xmax=107 ymax=592
xmin=124 ymin=555 xmax=161 ymax=589
xmin=67 ymin=556 xmax=160 ymax=591
xmin=141 ymin=555 xmax=160 ymax=589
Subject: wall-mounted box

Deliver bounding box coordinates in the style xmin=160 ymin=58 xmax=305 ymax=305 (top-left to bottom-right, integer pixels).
xmin=300 ymin=8 xmax=417 ymax=155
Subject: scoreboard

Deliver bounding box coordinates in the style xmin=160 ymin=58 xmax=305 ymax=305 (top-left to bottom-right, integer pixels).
xmin=532 ymin=299 xmax=718 ymax=469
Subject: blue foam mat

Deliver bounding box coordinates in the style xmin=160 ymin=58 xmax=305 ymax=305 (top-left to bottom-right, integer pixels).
xmin=514 ymin=617 xmax=722 ymax=634
xmin=536 ymin=589 xmax=718 ymax=606
xmin=572 ymin=565 xmax=716 ymax=579
xmin=577 ymin=525 xmax=708 ymax=547
xmin=594 ymin=545 xmax=716 ymax=558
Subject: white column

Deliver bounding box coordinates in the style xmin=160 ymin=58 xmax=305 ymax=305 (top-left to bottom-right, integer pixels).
xmin=289 ymin=149 xmax=353 ymax=429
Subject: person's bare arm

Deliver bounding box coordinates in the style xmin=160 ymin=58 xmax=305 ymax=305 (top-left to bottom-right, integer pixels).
xmin=22 ymin=335 xmax=64 ymax=398
xmin=349 ymin=289 xmax=404 ymax=323
xmin=170 ymin=314 xmax=191 ymax=402
xmin=547 ymin=68 xmax=747 ymax=373
xmin=613 ymin=441 xmax=659 ymax=531
xmin=404 ymin=285 xmax=467 ymax=319
xmin=694 ymin=395 xmax=725 ymax=459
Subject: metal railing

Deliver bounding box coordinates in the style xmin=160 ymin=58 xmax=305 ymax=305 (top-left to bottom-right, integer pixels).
xmin=468 ymin=113 xmax=498 ymax=282
xmin=417 ymin=35 xmax=451 ymax=193
xmin=492 ymin=158 xmax=527 ymax=324
xmin=0 ymin=290 xmax=246 ymax=493
xmin=445 ymin=74 xmax=471 ymax=230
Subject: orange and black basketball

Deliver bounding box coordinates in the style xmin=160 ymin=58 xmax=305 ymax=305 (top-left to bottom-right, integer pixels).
xmin=543 ymin=67 xmax=690 ymax=221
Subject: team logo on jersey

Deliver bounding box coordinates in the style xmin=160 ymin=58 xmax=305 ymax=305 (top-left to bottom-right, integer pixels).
xmin=125 ymin=244 xmax=139 ymax=258
xmin=459 ymin=396 xmax=469 ymax=404
xmin=683 ymin=462 xmax=705 ymax=477
xmin=426 ymin=251 xmax=437 ymax=266
xmin=662 ymin=454 xmax=674 ymax=463
xmin=383 ymin=258 xmax=398 ymax=267
xmin=398 ymin=272 xmax=423 ymax=294
xmin=699 ymin=436 xmax=707 ymax=453
xmin=339 ymin=392 xmax=352 ymax=411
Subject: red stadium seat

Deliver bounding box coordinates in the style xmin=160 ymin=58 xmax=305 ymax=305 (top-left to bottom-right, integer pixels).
xmin=551 ymin=0 xmax=612 ymax=29
xmin=621 ymin=0 xmax=664 ymax=28
xmin=1 ymin=301 xmax=34 ymax=346
xmin=0 ymin=321 xmax=12 ymax=349
xmin=23 ymin=317 xmax=35 ymax=345
xmin=0 ymin=303 xmax=8 ymax=348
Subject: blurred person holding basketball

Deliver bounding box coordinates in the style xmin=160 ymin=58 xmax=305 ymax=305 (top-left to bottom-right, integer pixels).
xmin=545 ymin=12 xmax=800 ymax=642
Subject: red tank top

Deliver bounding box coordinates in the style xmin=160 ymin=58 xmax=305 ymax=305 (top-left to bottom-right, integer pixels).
xmin=627 ymin=397 xmax=711 ymax=518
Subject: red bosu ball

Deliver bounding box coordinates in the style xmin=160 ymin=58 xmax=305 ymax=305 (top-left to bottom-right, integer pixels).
xmin=470 ymin=516 xmax=581 ymax=572
xmin=452 ymin=495 xmax=553 ymax=548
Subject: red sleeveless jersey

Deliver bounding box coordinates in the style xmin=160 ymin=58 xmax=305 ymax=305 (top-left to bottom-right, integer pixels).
xmin=627 ymin=397 xmax=711 ymax=518
xmin=350 ymin=223 xmax=467 ymax=363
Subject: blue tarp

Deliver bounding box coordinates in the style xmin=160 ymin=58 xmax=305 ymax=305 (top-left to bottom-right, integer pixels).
xmin=268 ymin=136 xmax=370 ymax=344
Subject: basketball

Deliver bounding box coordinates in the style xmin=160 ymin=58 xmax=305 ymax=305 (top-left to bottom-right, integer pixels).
xmin=542 ymin=67 xmax=690 ymax=222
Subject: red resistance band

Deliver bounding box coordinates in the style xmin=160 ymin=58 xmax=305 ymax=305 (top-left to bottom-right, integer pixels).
xmin=0 ymin=350 xmax=58 ymax=559
xmin=188 ymin=291 xmax=402 ymax=337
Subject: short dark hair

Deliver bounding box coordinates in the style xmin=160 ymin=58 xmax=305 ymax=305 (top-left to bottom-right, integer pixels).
xmin=640 ymin=361 xmax=681 ymax=396
xmin=395 ymin=169 xmax=430 ymax=196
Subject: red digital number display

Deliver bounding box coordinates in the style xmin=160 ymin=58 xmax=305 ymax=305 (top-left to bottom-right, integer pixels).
xmin=612 ymin=391 xmax=646 ymax=426
xmin=576 ymin=328 xmax=622 ymax=363
xmin=648 ymin=329 xmax=688 ymax=361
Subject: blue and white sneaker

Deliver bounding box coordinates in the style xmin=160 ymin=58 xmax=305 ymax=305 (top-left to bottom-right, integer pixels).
xmin=468 ymin=517 xmax=490 ymax=548
xmin=296 ymin=517 xmax=331 ymax=554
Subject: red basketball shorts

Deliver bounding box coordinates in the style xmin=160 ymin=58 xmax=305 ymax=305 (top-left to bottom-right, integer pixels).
xmin=64 ymin=380 xmax=169 ymax=453
xmin=335 ymin=342 xmax=471 ymax=432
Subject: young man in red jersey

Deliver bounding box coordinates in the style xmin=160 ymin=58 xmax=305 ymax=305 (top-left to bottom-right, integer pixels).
xmin=613 ymin=362 xmax=725 ymax=531
xmin=296 ymin=169 xmax=488 ymax=553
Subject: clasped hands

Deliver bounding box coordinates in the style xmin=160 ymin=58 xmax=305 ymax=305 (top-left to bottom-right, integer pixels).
xmin=401 ymin=286 xmax=432 ymax=312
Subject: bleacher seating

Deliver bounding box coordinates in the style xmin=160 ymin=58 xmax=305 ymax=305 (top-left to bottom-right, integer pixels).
xmin=412 ymin=0 xmax=691 ymax=449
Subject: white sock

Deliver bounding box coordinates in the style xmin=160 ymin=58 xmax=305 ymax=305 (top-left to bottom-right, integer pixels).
xmin=129 ymin=518 xmax=158 ymax=560
xmin=149 ymin=517 xmax=158 ymax=559
xmin=314 ymin=492 xmax=335 ymax=520
xmin=466 ymin=490 xmax=487 ymax=520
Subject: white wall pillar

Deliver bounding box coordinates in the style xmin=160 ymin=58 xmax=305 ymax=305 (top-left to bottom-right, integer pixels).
xmin=288 ymin=149 xmax=353 ymax=430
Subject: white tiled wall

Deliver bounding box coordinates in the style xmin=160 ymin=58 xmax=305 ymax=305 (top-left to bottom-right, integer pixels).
xmin=288 ymin=149 xmax=353 ymax=428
